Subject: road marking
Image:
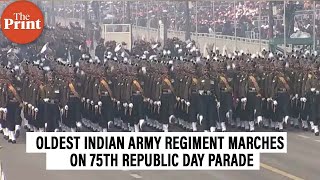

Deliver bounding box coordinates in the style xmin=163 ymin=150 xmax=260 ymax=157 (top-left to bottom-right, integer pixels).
xmin=314 ymin=140 xmax=320 ymax=143
xmin=297 ymin=135 xmax=310 ymax=139
xmin=261 ymin=163 xmax=304 ymax=180
xmin=130 ymin=173 xmax=142 ymax=179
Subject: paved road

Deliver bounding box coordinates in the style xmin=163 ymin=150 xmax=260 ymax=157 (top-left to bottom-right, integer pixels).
xmin=0 ymin=127 xmax=319 ymax=180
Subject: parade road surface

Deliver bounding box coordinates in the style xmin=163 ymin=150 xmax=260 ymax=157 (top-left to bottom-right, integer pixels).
xmin=0 ymin=128 xmax=319 ymax=180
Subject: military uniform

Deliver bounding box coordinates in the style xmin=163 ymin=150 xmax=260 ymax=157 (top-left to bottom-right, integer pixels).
xmin=198 ymin=76 xmax=219 ymax=132
xmin=0 ymin=82 xmax=8 ymax=139
xmin=159 ymin=76 xmax=175 ymax=132
xmin=303 ymin=72 xmax=320 ymax=135
xmin=130 ymin=77 xmax=145 ymax=132
xmin=42 ymin=76 xmax=61 ymax=132
xmin=272 ymin=72 xmax=290 ymax=131
xmin=61 ymin=80 xmax=81 ymax=132
xmin=98 ymin=77 xmax=114 ymax=132
xmin=5 ymin=81 xmax=22 ymax=143
xmin=217 ymin=73 xmax=233 ymax=132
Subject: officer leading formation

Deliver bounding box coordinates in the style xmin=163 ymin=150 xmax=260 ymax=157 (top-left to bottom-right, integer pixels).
xmin=0 ymin=23 xmax=320 ymax=146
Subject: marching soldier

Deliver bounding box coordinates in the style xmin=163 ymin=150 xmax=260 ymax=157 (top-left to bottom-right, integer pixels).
xmin=130 ymin=68 xmax=145 ymax=132
xmin=197 ymin=65 xmax=219 ymax=132
xmin=217 ymin=68 xmax=233 ymax=132
xmin=60 ymin=65 xmax=82 ymax=132
xmin=289 ymin=64 xmax=303 ymax=128
xmin=272 ymin=71 xmax=291 ymax=131
xmin=42 ymin=69 xmax=61 ymax=132
xmin=6 ymin=81 xmax=22 ymax=143
xmin=98 ymin=69 xmax=114 ymax=132
xmin=120 ymin=71 xmax=132 ymax=132
xmin=0 ymin=75 xmax=8 ymax=139
xmin=261 ymin=67 xmax=276 ymax=129
xmin=246 ymin=71 xmax=263 ymax=132
xmin=303 ymin=68 xmax=320 ymax=136
xmin=159 ymin=71 xmax=176 ymax=132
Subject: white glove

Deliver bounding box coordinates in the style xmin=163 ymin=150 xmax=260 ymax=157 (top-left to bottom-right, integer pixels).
xmin=198 ymin=115 xmax=203 ymax=125
xmin=254 ymin=109 xmax=257 ymax=115
xmin=169 ymin=115 xmax=175 ymax=124
xmin=257 ymin=116 xmax=262 ymax=124
xmin=226 ymin=112 xmax=230 ymax=118
xmin=284 ymin=116 xmax=289 ymax=124
xmin=217 ymin=102 xmax=221 ymax=108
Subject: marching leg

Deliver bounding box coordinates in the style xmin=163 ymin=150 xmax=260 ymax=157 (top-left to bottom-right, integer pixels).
xmin=15 ymin=125 xmax=21 ymax=139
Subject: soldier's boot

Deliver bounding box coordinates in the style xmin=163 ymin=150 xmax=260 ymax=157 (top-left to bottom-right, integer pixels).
xmin=3 ymin=128 xmax=9 ymax=140
xmin=187 ymin=122 xmax=192 ymax=131
xmin=9 ymin=131 xmax=16 ymax=144
xmin=256 ymin=116 xmax=262 ymax=126
xmin=148 ymin=119 xmax=153 ymax=128
xmin=126 ymin=124 xmax=132 ymax=132
xmin=163 ymin=124 xmax=169 ymax=132
xmin=270 ymin=121 xmax=275 ymax=130
xmin=149 ymin=119 xmax=155 ymax=128
xmin=284 ymin=116 xmax=289 ymax=127
xmin=177 ymin=118 xmax=182 ymax=126
xmin=134 ymin=124 xmax=140 ymax=132
xmin=107 ymin=121 xmax=113 ymax=131
xmin=236 ymin=118 xmax=241 ymax=128
xmin=314 ymin=126 xmax=319 ymax=136
xmin=71 ymin=128 xmax=77 ymax=132
xmin=240 ymin=121 xmax=245 ymax=130
xmin=310 ymin=121 xmax=315 ymax=132
xmin=192 ymin=122 xmax=197 ymax=132
xmin=28 ymin=125 xmax=33 ymax=132
xmin=102 ymin=128 xmax=108 ymax=132
xmin=278 ymin=122 xmax=284 ymax=132
xmin=130 ymin=124 xmax=135 ymax=132
xmin=15 ymin=125 xmax=21 ymax=139
xmin=129 ymin=124 xmax=135 ymax=132
xmin=139 ymin=119 xmax=145 ymax=131
xmin=113 ymin=118 xmax=118 ymax=127
xmin=122 ymin=123 xmax=129 ymax=132
xmin=244 ymin=121 xmax=250 ymax=132
xmin=0 ymin=124 xmax=3 ymax=134
xmin=301 ymin=120 xmax=309 ymax=131
xmin=120 ymin=120 xmax=125 ymax=129
xmin=230 ymin=119 xmax=235 ymax=128
xmin=156 ymin=121 xmax=163 ymax=131
xmin=216 ymin=122 xmax=222 ymax=131
xmin=274 ymin=122 xmax=279 ymax=131
xmin=263 ymin=118 xmax=270 ymax=128
xmin=249 ymin=121 xmax=255 ymax=132
xmin=293 ymin=118 xmax=299 ymax=129
xmin=221 ymin=122 xmax=226 ymax=132
xmin=180 ymin=120 xmax=186 ymax=130
xmin=39 ymin=128 xmax=45 ymax=132
xmin=210 ymin=127 xmax=216 ymax=132
xmin=169 ymin=115 xmax=176 ymax=124
xmin=23 ymin=118 xmax=29 ymax=130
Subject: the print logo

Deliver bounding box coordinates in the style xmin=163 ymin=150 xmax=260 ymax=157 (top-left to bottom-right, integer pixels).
xmin=1 ymin=1 xmax=44 ymax=44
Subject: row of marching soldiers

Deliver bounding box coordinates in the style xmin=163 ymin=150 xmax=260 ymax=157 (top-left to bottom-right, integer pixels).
xmin=1 ymin=46 xmax=320 ymax=137
xmin=75 ymin=47 xmax=320 ymax=136
xmin=87 ymin=46 xmax=320 ymax=136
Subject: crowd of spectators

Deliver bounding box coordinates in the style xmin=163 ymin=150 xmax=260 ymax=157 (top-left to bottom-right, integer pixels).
xmin=54 ymin=1 xmax=320 ymax=41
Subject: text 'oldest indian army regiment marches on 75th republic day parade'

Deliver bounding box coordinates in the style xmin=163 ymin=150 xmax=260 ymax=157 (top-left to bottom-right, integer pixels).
xmin=0 ymin=2 xmax=320 ymax=150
